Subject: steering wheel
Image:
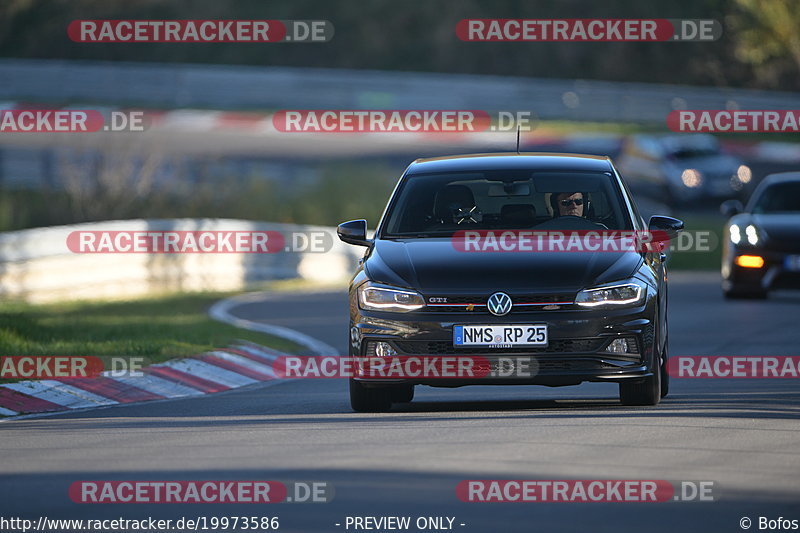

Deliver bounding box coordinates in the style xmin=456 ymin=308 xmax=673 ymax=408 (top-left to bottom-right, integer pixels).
xmin=593 ymin=213 xmax=614 ymax=229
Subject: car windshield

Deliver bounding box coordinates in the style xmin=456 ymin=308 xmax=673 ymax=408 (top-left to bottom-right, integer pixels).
xmin=668 ymin=147 xmax=720 ymax=160
xmin=752 ymin=181 xmax=800 ymax=213
xmin=381 ymin=170 xmax=633 ymax=236
xmin=663 ymin=135 xmax=720 ymax=160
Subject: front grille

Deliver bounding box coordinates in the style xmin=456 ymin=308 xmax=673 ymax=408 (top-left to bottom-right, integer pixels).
xmin=769 ymin=241 xmax=800 ymax=254
xmin=536 ymin=359 xmax=618 ymax=371
xmin=773 ymin=271 xmax=800 ymax=289
xmin=395 ymin=337 xmax=607 ymax=355
xmin=425 ymin=293 xmax=575 ymax=313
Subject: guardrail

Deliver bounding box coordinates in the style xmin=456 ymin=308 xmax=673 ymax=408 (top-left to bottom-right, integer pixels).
xmin=2 ymin=59 xmax=799 ymax=123
xmin=0 ymin=219 xmax=360 ymax=303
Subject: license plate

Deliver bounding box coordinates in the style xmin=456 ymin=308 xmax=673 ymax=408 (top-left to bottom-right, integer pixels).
xmin=785 ymin=255 xmax=800 ymax=271
xmin=453 ymin=324 xmax=548 ymax=347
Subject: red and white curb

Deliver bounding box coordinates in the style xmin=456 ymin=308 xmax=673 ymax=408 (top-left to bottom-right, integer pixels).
xmin=0 ymin=341 xmax=286 ymax=418
xmin=0 ymin=289 xmax=339 ymax=419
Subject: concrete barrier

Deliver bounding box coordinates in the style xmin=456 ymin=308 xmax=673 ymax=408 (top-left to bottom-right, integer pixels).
xmin=0 ymin=219 xmax=361 ymax=303
xmin=3 ymin=58 xmax=800 ymax=123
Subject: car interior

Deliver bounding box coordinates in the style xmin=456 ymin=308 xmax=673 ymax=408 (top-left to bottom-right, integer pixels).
xmin=385 ymin=171 xmax=630 ymax=235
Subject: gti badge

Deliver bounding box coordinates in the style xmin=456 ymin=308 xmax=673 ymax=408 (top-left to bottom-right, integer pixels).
xmin=487 ymin=292 xmax=512 ymax=316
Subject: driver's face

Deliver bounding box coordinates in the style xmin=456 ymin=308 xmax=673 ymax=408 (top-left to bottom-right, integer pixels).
xmin=557 ymin=193 xmax=584 ymax=217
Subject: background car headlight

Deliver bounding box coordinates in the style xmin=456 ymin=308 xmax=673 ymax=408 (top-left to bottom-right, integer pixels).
xmin=575 ymin=280 xmax=646 ymax=308
xmin=730 ymin=224 xmax=741 ymax=244
xmin=737 ymin=165 xmax=752 ymax=183
xmin=681 ymin=168 xmax=702 ymax=188
xmin=358 ymin=283 xmax=425 ymax=312
xmin=745 ymin=224 xmax=759 ymax=245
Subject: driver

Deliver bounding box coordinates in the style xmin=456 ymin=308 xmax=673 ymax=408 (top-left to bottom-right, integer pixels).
xmin=551 ymin=192 xmax=586 ymax=217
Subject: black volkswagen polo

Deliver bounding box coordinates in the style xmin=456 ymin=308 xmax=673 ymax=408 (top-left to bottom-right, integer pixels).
xmin=338 ymin=153 xmax=683 ymax=412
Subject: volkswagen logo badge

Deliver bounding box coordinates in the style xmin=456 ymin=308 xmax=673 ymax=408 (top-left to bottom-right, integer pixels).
xmin=487 ymin=292 xmax=512 ymax=316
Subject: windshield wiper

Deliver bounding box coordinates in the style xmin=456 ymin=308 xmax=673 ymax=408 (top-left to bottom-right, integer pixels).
xmin=384 ymin=232 xmax=451 ymax=239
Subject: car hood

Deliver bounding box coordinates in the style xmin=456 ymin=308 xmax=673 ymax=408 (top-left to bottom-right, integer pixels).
xmin=365 ymin=238 xmax=643 ymax=293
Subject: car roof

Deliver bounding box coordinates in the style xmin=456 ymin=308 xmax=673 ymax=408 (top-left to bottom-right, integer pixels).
xmin=761 ymin=171 xmax=800 ymax=185
xmin=745 ymin=172 xmax=800 ymax=212
xmin=405 ymin=152 xmax=613 ymax=175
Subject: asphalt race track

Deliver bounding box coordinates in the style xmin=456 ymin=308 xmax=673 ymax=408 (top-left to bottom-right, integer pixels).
xmin=1 ymin=272 xmax=799 ymax=533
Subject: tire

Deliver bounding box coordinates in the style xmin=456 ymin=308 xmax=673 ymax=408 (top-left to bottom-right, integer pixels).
xmin=349 ymin=379 xmax=392 ymax=412
xmin=390 ymin=384 xmax=415 ymax=403
xmin=660 ymin=315 xmax=669 ymax=398
xmin=660 ymin=351 xmax=670 ymax=399
xmin=619 ymin=323 xmax=661 ymax=406
xmin=620 ymin=369 xmax=661 ymax=406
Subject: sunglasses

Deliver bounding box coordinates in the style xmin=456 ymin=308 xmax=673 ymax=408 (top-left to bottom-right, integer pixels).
xmin=559 ymin=198 xmax=584 ymax=207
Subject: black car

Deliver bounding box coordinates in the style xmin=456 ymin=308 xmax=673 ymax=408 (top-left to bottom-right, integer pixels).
xmin=721 ymin=172 xmax=800 ymax=299
xmin=616 ymin=133 xmax=750 ymax=206
xmin=337 ymin=153 xmax=683 ymax=412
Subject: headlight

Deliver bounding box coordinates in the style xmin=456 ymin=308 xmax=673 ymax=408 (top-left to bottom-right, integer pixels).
xmin=745 ymin=224 xmax=759 ymax=245
xmin=730 ymin=224 xmax=741 ymax=244
xmin=358 ymin=283 xmax=425 ymax=312
xmin=575 ymin=279 xmax=646 ymax=308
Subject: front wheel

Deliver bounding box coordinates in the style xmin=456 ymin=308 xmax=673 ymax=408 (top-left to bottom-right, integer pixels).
xmin=660 ymin=316 xmax=670 ymax=398
xmin=619 ymin=369 xmax=661 ymax=406
xmin=349 ymin=379 xmax=392 ymax=412
xmin=620 ymin=324 xmax=661 ymax=406
xmin=390 ymin=384 xmax=415 ymax=403
xmin=660 ymin=352 xmax=670 ymax=398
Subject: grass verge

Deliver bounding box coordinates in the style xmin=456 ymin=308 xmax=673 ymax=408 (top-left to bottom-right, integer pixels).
xmin=667 ymin=212 xmax=725 ymax=270
xmin=0 ymin=292 xmax=302 ymax=383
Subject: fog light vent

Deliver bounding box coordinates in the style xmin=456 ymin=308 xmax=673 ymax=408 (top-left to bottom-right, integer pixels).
xmin=605 ymin=337 xmax=638 ymax=354
xmin=366 ymin=341 xmax=397 ymax=357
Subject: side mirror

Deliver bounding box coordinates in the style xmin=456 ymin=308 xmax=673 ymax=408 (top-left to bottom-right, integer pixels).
xmin=337 ymin=219 xmax=372 ymax=247
xmin=720 ymin=199 xmax=744 ymax=217
xmin=648 ymin=215 xmax=684 ymax=241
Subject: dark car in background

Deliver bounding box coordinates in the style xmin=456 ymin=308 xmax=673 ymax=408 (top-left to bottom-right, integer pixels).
xmin=721 ymin=172 xmax=800 ymax=299
xmin=337 ymin=153 xmax=683 ymax=412
xmin=617 ymin=133 xmax=750 ymax=205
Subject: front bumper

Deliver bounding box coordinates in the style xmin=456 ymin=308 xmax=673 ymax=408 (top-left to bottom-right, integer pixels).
xmin=723 ymin=247 xmax=800 ymax=292
xmin=350 ymin=301 xmax=656 ymax=388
